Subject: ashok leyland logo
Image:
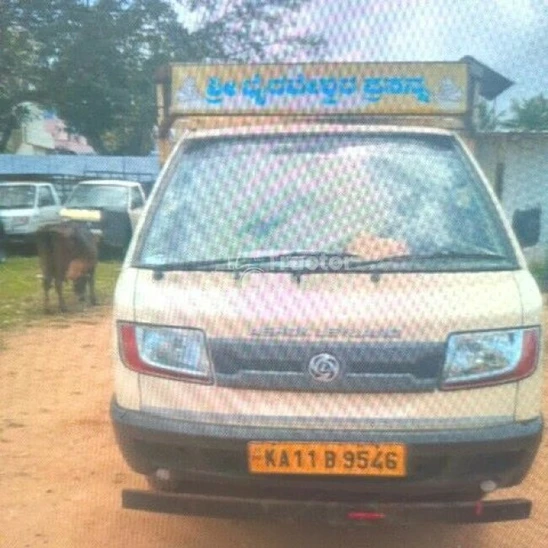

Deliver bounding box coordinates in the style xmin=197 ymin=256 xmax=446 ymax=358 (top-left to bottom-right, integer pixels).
xmin=308 ymin=353 xmax=341 ymax=382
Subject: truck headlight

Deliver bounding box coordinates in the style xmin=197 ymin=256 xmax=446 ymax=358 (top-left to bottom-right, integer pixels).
xmin=441 ymin=327 xmax=540 ymax=390
xmin=118 ymin=322 xmax=212 ymax=383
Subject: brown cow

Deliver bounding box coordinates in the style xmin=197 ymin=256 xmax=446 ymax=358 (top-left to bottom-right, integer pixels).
xmin=36 ymin=221 xmax=99 ymax=313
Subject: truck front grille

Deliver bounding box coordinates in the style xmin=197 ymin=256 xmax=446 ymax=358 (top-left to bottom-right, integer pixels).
xmin=209 ymin=338 xmax=445 ymax=392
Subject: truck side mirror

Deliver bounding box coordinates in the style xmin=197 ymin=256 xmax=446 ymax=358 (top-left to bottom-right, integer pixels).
xmin=512 ymin=207 xmax=541 ymax=249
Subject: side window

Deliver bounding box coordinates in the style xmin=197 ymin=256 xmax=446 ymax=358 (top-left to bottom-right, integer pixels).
xmin=38 ymin=186 xmax=55 ymax=207
xmin=130 ymin=187 xmax=144 ymax=209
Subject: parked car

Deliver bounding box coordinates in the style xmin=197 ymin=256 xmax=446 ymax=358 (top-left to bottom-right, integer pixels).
xmin=0 ymin=181 xmax=62 ymax=246
xmin=61 ymin=180 xmax=146 ymax=251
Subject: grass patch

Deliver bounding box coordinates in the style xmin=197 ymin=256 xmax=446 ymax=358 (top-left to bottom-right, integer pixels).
xmin=0 ymin=256 xmax=122 ymax=331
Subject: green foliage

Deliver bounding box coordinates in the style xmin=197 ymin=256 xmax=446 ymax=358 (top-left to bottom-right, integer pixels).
xmin=177 ymin=0 xmax=324 ymax=62
xmin=475 ymin=99 xmax=503 ymax=131
xmin=503 ymin=94 xmax=548 ymax=131
xmin=529 ymin=259 xmax=548 ymax=292
xmin=1 ymin=0 xmax=322 ymax=155
xmin=0 ymin=8 xmax=44 ymax=151
xmin=0 ymin=256 xmax=121 ymax=330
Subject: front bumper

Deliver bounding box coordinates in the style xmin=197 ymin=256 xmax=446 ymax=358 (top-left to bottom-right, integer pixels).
xmin=111 ymin=398 xmax=542 ymax=503
xmin=5 ymin=231 xmax=36 ymax=245
xmin=122 ymin=490 xmax=532 ymax=524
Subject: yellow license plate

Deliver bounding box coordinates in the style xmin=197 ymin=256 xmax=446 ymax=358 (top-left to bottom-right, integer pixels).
xmin=248 ymin=442 xmax=407 ymax=477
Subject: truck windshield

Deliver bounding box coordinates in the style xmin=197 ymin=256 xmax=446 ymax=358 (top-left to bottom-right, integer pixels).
xmin=65 ymin=185 xmax=128 ymax=209
xmin=137 ymin=133 xmax=517 ymax=272
xmin=0 ymin=185 xmax=37 ymax=209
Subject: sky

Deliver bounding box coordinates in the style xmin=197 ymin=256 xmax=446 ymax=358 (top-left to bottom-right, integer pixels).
xmin=301 ymin=0 xmax=548 ymax=112
xmin=176 ymin=0 xmax=548 ymax=115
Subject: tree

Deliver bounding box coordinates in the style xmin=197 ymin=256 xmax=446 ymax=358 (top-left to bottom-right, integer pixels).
xmin=176 ymin=0 xmax=324 ymax=62
xmin=503 ymin=94 xmax=548 ymax=131
xmin=475 ymin=99 xmax=503 ymax=131
xmin=0 ymin=0 xmax=91 ymax=151
xmin=1 ymin=0 xmax=323 ymax=154
xmin=0 ymin=4 xmax=45 ymax=151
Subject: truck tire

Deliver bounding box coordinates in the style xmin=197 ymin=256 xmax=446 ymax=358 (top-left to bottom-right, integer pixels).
xmin=101 ymin=210 xmax=132 ymax=250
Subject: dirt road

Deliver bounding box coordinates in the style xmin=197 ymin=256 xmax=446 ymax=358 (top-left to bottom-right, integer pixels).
xmin=1 ymin=312 xmax=547 ymax=548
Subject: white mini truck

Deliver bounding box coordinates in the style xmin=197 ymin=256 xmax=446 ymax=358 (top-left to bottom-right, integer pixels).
xmin=111 ymin=61 xmax=543 ymax=525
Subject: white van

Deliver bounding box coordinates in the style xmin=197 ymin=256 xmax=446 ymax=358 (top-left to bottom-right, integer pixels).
xmin=61 ymin=179 xmax=146 ymax=250
xmin=111 ymin=62 xmax=543 ymax=524
xmin=0 ymin=181 xmax=61 ymax=245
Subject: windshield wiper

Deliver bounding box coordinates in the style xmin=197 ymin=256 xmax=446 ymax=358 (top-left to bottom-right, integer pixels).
xmin=140 ymin=251 xmax=361 ymax=274
xmin=141 ymin=249 xmax=508 ymax=280
xmin=346 ymin=249 xmax=508 ymax=270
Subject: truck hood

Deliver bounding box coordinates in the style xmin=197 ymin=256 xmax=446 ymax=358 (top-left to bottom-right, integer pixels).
xmin=0 ymin=207 xmax=35 ymax=217
xmin=128 ymin=269 xmax=524 ymax=342
xmin=111 ymin=267 xmax=544 ymax=426
xmin=0 ymin=208 xmax=36 ymax=233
